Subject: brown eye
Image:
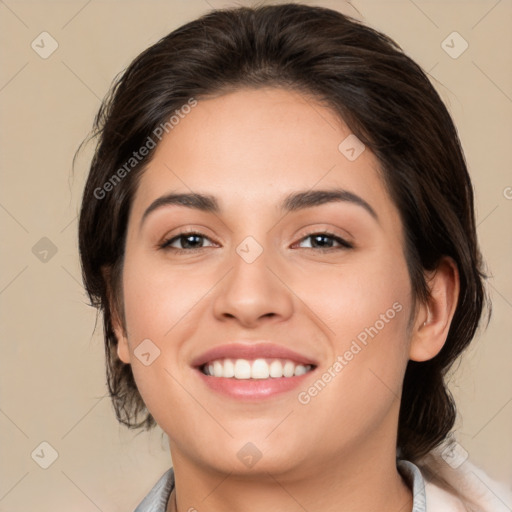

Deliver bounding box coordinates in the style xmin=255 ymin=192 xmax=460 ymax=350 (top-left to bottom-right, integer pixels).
xmin=160 ymin=231 xmax=215 ymax=252
xmin=295 ymin=232 xmax=353 ymax=250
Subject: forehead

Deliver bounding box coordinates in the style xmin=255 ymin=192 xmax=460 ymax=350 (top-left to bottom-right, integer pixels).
xmin=130 ymin=87 xmax=397 ymax=225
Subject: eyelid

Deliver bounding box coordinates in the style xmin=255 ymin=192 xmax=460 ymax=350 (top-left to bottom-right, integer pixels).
xmin=158 ymin=227 xmax=354 ymax=252
xmin=292 ymin=230 xmax=353 ymax=250
xmin=158 ymin=229 xmax=218 ymax=251
xmin=293 ymin=223 xmax=354 ymax=246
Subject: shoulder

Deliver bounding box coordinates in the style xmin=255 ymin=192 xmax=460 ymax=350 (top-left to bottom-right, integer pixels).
xmin=415 ymin=439 xmax=512 ymax=512
xmin=133 ymin=467 xmax=175 ymax=512
xmin=424 ymin=479 xmax=469 ymax=511
xmin=398 ymin=456 xmax=511 ymax=512
xmin=398 ymin=459 xmax=467 ymax=511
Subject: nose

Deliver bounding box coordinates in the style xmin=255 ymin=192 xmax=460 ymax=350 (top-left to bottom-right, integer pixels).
xmin=212 ymin=243 xmax=294 ymax=328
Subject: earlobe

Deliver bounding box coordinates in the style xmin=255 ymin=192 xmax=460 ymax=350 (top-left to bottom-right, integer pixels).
xmin=101 ymin=264 xmax=131 ymax=364
xmin=116 ymin=333 xmax=131 ymax=364
xmin=111 ymin=306 xmax=131 ymax=364
xmin=111 ymin=312 xmax=130 ymax=363
xmin=409 ymin=257 xmax=460 ymax=362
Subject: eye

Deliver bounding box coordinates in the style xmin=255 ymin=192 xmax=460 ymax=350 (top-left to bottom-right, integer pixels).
xmin=158 ymin=230 xmax=353 ymax=253
xmin=294 ymin=231 xmax=353 ymax=251
xmin=159 ymin=231 xmax=216 ymax=252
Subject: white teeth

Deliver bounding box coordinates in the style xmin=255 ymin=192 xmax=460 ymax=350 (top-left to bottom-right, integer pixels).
xmin=294 ymin=364 xmax=308 ymax=376
xmin=283 ymin=361 xmax=295 ymax=377
xmin=202 ymin=358 xmax=314 ymax=379
xmin=234 ymin=359 xmax=251 ymax=379
xmin=251 ymin=359 xmax=270 ymax=379
xmin=213 ymin=361 xmax=223 ymax=378
xmin=223 ymin=359 xmax=235 ymax=378
xmin=269 ymin=360 xmax=283 ymax=378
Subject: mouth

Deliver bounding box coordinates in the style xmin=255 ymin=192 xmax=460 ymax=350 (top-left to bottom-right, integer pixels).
xmin=191 ymin=342 xmax=318 ymax=400
xmin=200 ymin=358 xmax=316 ymax=379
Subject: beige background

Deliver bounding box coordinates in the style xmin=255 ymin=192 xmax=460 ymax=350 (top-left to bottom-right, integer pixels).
xmin=0 ymin=0 xmax=511 ymax=510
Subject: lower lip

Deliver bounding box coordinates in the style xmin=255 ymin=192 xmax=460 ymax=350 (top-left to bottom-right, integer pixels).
xmin=195 ymin=368 xmax=315 ymax=400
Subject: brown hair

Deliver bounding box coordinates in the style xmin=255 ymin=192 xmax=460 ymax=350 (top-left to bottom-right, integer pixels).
xmin=78 ymin=3 xmax=489 ymax=461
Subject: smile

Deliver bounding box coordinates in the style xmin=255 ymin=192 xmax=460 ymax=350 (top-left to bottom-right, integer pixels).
xmin=201 ymin=358 xmax=315 ymax=379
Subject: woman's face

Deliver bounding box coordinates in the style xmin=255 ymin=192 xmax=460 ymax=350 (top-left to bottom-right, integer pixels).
xmin=115 ymin=87 xmax=417 ymax=476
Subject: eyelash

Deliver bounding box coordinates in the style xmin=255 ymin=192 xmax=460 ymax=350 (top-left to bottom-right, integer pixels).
xmin=158 ymin=230 xmax=353 ymax=253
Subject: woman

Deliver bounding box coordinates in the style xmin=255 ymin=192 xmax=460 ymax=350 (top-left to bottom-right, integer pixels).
xmin=78 ymin=3 xmax=511 ymax=511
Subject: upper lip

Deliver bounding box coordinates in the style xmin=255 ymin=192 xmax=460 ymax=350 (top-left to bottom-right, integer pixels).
xmin=191 ymin=342 xmax=318 ymax=368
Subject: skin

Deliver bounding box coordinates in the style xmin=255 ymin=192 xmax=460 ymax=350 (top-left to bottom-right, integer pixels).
xmin=111 ymin=87 xmax=459 ymax=512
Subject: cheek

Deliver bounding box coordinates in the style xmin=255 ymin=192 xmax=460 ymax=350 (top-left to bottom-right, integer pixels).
xmin=297 ymin=248 xmax=412 ymax=404
xmin=302 ymin=245 xmax=411 ymax=346
xmin=274 ymin=260 xmax=412 ymax=459
xmin=119 ymin=250 xmax=220 ymax=422
xmin=121 ymin=250 xmax=209 ymax=341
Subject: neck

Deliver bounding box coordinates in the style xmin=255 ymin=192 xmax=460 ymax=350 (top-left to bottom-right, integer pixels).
xmin=167 ymin=441 xmax=413 ymax=512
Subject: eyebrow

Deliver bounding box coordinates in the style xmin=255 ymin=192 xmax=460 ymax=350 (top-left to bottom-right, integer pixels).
xmin=140 ymin=188 xmax=378 ymax=229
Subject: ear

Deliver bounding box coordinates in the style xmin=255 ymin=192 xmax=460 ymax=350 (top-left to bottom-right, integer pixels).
xmin=101 ymin=265 xmax=131 ymax=364
xmin=409 ymin=257 xmax=460 ymax=362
